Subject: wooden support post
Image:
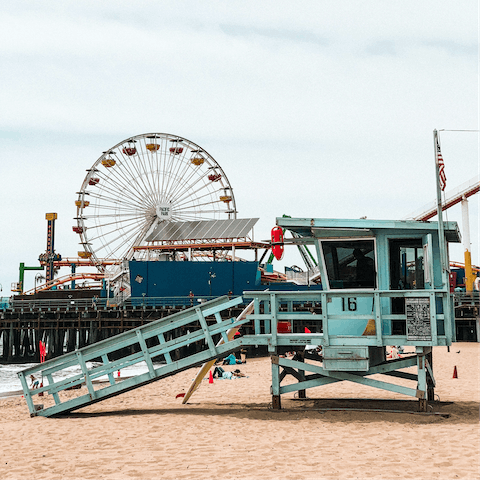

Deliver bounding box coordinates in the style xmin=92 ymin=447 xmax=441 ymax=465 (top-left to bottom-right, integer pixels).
xmin=13 ymin=328 xmax=21 ymax=360
xmin=417 ymin=349 xmax=428 ymax=412
xmin=8 ymin=322 xmax=14 ymax=361
xmin=297 ymin=350 xmax=306 ymax=399
xmin=426 ymin=349 xmax=435 ymax=401
xmin=271 ymin=355 xmax=281 ymax=410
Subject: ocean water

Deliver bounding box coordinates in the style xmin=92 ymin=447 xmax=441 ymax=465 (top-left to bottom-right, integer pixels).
xmin=0 ymin=361 xmax=163 ymax=395
xmin=0 ymin=363 xmax=38 ymax=393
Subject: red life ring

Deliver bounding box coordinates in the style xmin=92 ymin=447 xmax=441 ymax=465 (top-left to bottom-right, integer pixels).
xmin=271 ymin=226 xmax=284 ymax=261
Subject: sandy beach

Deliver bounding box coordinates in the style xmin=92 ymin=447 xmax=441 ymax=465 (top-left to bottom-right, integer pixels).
xmin=0 ymin=342 xmax=478 ymax=480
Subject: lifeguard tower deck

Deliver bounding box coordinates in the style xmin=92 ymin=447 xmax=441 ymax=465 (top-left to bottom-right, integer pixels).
xmin=19 ymin=217 xmax=460 ymax=416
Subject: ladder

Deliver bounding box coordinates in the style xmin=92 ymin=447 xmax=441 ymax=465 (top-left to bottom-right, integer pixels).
xmin=19 ymin=295 xmax=246 ymax=417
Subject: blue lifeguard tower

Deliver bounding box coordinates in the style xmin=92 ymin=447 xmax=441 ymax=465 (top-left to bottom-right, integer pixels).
xmin=241 ymin=216 xmax=460 ymax=411
xmin=18 ymin=216 xmax=460 ymax=416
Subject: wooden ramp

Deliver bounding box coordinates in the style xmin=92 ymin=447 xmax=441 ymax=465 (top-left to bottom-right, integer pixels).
xmin=18 ymin=296 xmax=245 ymax=417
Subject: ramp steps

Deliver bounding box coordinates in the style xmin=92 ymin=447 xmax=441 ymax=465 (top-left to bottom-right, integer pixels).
xmin=19 ymin=296 xmax=245 ymax=417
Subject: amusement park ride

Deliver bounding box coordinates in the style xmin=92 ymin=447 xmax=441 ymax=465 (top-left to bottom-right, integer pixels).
xmin=7 ymin=131 xmax=479 ymax=417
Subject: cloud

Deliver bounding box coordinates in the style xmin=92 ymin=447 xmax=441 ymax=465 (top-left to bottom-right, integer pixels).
xmin=0 ymin=1 xmax=478 ymax=293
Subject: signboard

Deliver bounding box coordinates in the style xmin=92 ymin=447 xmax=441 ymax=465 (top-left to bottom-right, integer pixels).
xmin=156 ymin=203 xmax=172 ymax=220
xmin=406 ymin=297 xmax=431 ymax=341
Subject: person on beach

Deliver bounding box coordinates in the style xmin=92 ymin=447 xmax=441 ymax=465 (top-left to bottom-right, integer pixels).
xmin=213 ymin=366 xmax=245 ymax=379
xmin=30 ymin=375 xmax=39 ymax=389
xmin=222 ymin=353 xmax=243 ymax=365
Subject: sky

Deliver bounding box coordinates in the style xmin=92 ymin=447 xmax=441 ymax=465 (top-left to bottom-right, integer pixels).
xmin=0 ymin=1 xmax=478 ymax=294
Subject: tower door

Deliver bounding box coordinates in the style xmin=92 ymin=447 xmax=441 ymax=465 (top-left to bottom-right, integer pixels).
xmin=389 ymin=238 xmax=426 ymax=334
xmin=422 ymin=234 xmax=434 ymax=289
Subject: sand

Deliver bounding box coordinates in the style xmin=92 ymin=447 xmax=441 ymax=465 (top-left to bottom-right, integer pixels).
xmin=0 ymin=342 xmax=478 ymax=480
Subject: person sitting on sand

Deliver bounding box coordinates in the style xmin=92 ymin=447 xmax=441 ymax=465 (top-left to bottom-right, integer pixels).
xmin=222 ymin=353 xmax=243 ymax=365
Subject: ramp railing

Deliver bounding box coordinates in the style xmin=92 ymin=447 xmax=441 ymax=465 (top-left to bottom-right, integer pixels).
xmin=19 ymin=295 xmax=245 ymax=417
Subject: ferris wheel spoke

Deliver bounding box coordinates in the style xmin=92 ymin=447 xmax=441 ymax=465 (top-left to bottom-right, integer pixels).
xmin=109 ymin=160 xmax=154 ymax=206
xmin=172 ymin=179 xmax=219 ymax=206
xmin=87 ymin=216 xmax=147 ymax=236
xmin=145 ymin=152 xmax=160 ymax=205
xmin=175 ymin=190 xmax=224 ymax=210
xmin=161 ymin=157 xmax=180 ymax=202
xmin=162 ymin=149 xmax=180 ymax=203
xmin=172 ymin=209 xmax=226 ymax=218
xmin=174 ymin=200 xmax=222 ymax=216
xmin=168 ymin=167 xmax=207 ymax=203
xmin=87 ymin=190 xmax=150 ymax=212
xmin=116 ymin=144 xmax=155 ymax=197
xmin=133 ymin=142 xmax=158 ymax=202
xmin=157 ymin=138 xmax=171 ymax=203
xmin=82 ymin=213 xmax=148 ymax=221
xmin=90 ymin=199 xmax=149 ymax=215
xmin=94 ymin=166 xmax=151 ymax=209
xmin=171 ymin=147 xmax=208 ymax=193
xmin=170 ymin=212 xmax=220 ymax=222
xmin=88 ymin=220 xmax=145 ymax=248
xmin=174 ymin=206 xmax=225 ymax=215
xmin=88 ymin=177 xmax=145 ymax=205
xmin=109 ymin=221 xmax=154 ymax=259
xmin=88 ymin=204 xmax=149 ymax=216
xmin=95 ymin=154 xmax=144 ymax=195
xmin=89 ymin=184 xmax=152 ymax=208
xmin=174 ymin=208 xmax=226 ymax=219
xmin=98 ymin=165 xmax=150 ymax=205
xmin=94 ymin=221 xmax=147 ymax=259
xmin=165 ymin=152 xmax=198 ymax=199
xmin=110 ymin=148 xmax=158 ymax=203
xmin=162 ymin=147 xmax=189 ymax=200
xmin=89 ymin=195 xmax=151 ymax=214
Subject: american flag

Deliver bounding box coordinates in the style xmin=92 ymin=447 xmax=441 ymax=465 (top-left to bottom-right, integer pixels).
xmin=436 ymin=135 xmax=446 ymax=191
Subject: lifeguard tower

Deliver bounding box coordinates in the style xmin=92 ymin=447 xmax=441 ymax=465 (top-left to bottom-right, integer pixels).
xmin=241 ymin=216 xmax=460 ymax=411
xmin=17 ymin=216 xmax=459 ymax=416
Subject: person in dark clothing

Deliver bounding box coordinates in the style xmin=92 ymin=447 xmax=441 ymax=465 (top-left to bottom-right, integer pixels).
xmin=353 ymin=248 xmax=375 ymax=287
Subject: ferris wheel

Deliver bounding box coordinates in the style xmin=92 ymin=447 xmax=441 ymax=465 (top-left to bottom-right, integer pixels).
xmin=74 ymin=133 xmax=237 ymax=272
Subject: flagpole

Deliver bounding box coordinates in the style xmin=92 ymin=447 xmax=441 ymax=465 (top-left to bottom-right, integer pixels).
xmin=434 ymin=129 xmax=448 ymax=283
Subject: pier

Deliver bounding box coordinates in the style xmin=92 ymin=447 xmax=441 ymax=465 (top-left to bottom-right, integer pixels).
xmin=0 ymin=295 xmax=246 ymax=363
xmin=0 ymin=294 xmax=322 ymax=363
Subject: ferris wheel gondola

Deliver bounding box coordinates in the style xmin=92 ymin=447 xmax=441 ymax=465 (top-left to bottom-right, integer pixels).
xmin=74 ymin=133 xmax=237 ymax=272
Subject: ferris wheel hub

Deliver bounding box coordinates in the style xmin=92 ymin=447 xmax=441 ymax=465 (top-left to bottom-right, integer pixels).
xmin=156 ymin=203 xmax=173 ymax=220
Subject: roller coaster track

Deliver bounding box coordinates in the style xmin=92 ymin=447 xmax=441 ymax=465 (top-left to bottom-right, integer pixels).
xmin=24 ymin=273 xmax=105 ymax=295
xmin=405 ymin=175 xmax=479 ymax=221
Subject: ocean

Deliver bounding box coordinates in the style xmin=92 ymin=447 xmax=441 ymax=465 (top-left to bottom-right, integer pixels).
xmin=0 ymin=361 xmax=162 ymax=395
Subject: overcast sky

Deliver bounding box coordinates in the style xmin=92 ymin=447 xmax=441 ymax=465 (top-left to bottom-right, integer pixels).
xmin=0 ymin=1 xmax=478 ymax=293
